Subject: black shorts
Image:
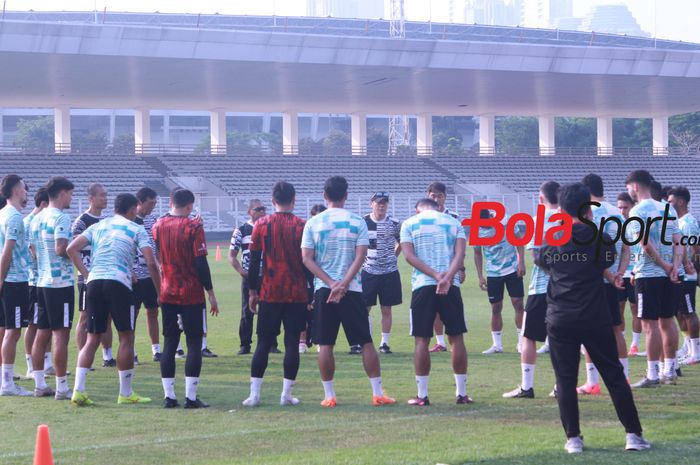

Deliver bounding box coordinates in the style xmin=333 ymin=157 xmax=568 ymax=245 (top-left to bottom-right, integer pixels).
xmin=361 ymin=270 xmax=402 ymax=307
xmin=617 ymin=277 xmax=637 ymax=304
xmin=522 ymin=293 xmax=547 ymax=342
xmin=604 ymin=283 xmax=622 ymax=326
xmin=86 ymin=280 xmax=135 ymax=333
xmin=1 ymin=281 xmax=30 ymax=329
xmin=410 ymin=285 xmax=467 ymax=338
xmin=133 ymin=278 xmax=158 ymax=310
xmin=37 ymin=286 xmax=74 ymax=330
xmin=161 ymin=302 xmax=206 ymax=339
xmin=257 ymin=302 xmax=307 ymax=337
xmin=635 ymin=277 xmax=682 ymax=321
xmin=313 ymin=289 xmax=372 ymax=346
xmin=78 ymin=282 xmax=88 ymax=312
xmin=28 ymin=285 xmax=39 ymax=325
xmin=678 ymin=280 xmax=697 ymax=315
xmin=486 ymin=272 xmax=525 ymax=304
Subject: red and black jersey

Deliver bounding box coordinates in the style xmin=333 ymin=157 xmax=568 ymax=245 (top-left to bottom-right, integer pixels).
xmin=249 ymin=212 xmax=308 ymax=303
xmin=152 ymin=214 xmax=208 ymax=305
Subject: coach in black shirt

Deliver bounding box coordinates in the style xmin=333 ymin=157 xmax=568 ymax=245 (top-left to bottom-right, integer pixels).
xmin=537 ymin=182 xmax=649 ymax=454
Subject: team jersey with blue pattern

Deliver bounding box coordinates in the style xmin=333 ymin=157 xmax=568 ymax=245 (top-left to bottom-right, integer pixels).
xmin=626 ymin=199 xmax=682 ymax=279
xmin=24 ymin=212 xmax=38 ymax=286
xmin=301 ymin=208 xmax=369 ymax=293
xmin=35 ymin=207 xmax=74 ymax=288
xmin=133 ymin=214 xmax=157 ymax=280
xmin=477 ymin=215 xmax=523 ymax=277
xmin=81 ymin=215 xmax=152 ymax=290
xmin=400 ymin=209 xmax=466 ymax=291
xmin=592 ymin=201 xmax=624 ymax=282
xmin=0 ymin=205 xmax=30 ymax=282
xmin=679 ymin=212 xmax=700 ymax=281
xmin=526 ymin=208 xmax=558 ymax=295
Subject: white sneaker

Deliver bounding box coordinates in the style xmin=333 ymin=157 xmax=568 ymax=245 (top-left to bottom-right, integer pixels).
xmin=625 ymin=433 xmax=651 ymax=451
xmin=44 ymin=366 xmax=56 ymax=376
xmin=280 ymin=395 xmax=300 ymax=406
xmin=482 ymin=345 xmax=503 ymax=354
xmin=537 ymin=345 xmax=550 ymax=354
xmin=242 ymin=396 xmax=261 ymax=407
xmin=298 ymin=343 xmax=308 ymax=354
xmin=565 ymin=436 xmax=584 ymax=454
xmin=0 ymin=384 xmax=34 ymax=397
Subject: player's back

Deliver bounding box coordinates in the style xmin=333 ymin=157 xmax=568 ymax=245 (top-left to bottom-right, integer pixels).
xmin=36 ymin=207 xmax=73 ymax=288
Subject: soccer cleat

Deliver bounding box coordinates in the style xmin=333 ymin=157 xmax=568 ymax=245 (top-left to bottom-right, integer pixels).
xmin=184 ymin=397 xmax=210 ymax=409
xmin=348 ymin=345 xmax=362 ymax=355
xmin=242 ymin=396 xmax=261 ymax=407
xmin=536 ymin=345 xmax=550 ymax=354
xmin=175 ymin=349 xmax=186 ymax=359
xmin=55 ymin=389 xmax=72 ymax=401
xmin=576 ymin=383 xmax=601 ymax=395
xmin=24 ymin=370 xmax=34 ymax=380
xmin=134 ymin=355 xmax=140 ymax=366
xmin=103 ymin=358 xmax=117 ymax=368
xmin=456 ymin=394 xmax=474 ymax=404
xmin=379 ymin=343 xmax=392 ymax=354
xmin=0 ymin=384 xmax=33 ymax=397
xmin=565 ymin=436 xmax=584 ymax=454
xmin=682 ymin=358 xmax=700 ymax=366
xmin=298 ymin=343 xmax=308 ymax=354
xmin=71 ymin=390 xmax=94 ymax=406
xmin=628 ymin=345 xmax=639 ymax=356
xmin=34 ymin=386 xmax=55 ymax=398
xmin=429 ymin=344 xmax=447 ymax=353
xmin=202 ymin=348 xmax=218 ymax=358
xmin=372 ymin=394 xmax=396 ymax=406
xmin=676 ymin=367 xmax=683 ymax=377
xmin=153 ymin=352 xmax=161 ymax=362
xmin=269 ymin=346 xmax=282 ymax=354
xmin=481 ymin=345 xmax=503 ymax=355
xmin=44 ymin=366 xmax=56 ymax=376
xmin=237 ymin=347 xmax=251 ymax=356
xmin=407 ymin=396 xmax=430 ymax=406
xmin=502 ymin=385 xmax=534 ymax=399
xmin=549 ymin=386 xmax=558 ymax=398
xmin=118 ymin=392 xmax=152 ymax=404
xmin=631 ymin=377 xmax=660 ymax=389
xmin=280 ymin=396 xmax=300 ymax=406
xmin=625 ymin=433 xmax=651 ymax=451
xmin=320 ymin=397 xmax=337 ymax=408
xmin=163 ymin=397 xmax=179 ymax=409
xmin=660 ymin=374 xmax=677 ymax=386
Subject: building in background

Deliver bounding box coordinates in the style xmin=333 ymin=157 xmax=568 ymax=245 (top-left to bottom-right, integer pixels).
xmin=306 ymin=0 xmax=385 ymax=19
xmin=520 ymin=0 xmax=573 ymax=28
xmin=463 ymin=0 xmax=522 ymax=26
xmin=578 ymin=4 xmax=649 ymax=37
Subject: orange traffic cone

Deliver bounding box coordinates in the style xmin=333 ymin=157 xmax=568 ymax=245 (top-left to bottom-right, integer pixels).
xmin=33 ymin=424 xmax=54 ymax=465
xmin=215 ymin=245 xmax=221 ymax=262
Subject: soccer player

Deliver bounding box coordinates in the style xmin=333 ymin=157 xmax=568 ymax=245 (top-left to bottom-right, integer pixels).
xmin=301 ymin=176 xmax=395 ymax=408
xmin=299 ymin=203 xmax=326 ymax=353
xmin=668 ymin=186 xmax=700 ymax=364
xmin=153 ymin=188 xmax=219 ymax=409
xmin=474 ymin=208 xmax=525 ymax=354
xmin=67 ymin=193 xmax=160 ymax=406
xmin=617 ymin=192 xmax=644 ymax=356
xmin=359 ymin=192 xmax=402 ymax=355
xmin=31 ymin=176 xmax=75 ymax=399
xmin=503 ymin=181 xmax=560 ymax=399
xmin=0 ymin=175 xmax=32 ymax=396
xmin=73 ymin=183 xmax=115 ymax=367
xmin=576 ymin=174 xmax=631 ymax=395
xmin=22 ymin=187 xmax=51 ymax=379
xmin=426 ymin=182 xmax=465 ymax=353
xmin=538 ymin=182 xmax=649 ymax=454
xmin=132 ymin=187 xmax=162 ymax=362
xmin=626 ymin=170 xmax=683 ymax=387
xmin=230 ymin=199 xmax=277 ymax=355
xmin=401 ymin=198 xmax=471 ymax=405
xmin=242 ymin=181 xmax=308 ymax=407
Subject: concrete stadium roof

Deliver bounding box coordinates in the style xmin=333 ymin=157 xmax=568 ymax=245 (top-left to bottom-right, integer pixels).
xmin=2 ymin=14 xmax=700 ymax=117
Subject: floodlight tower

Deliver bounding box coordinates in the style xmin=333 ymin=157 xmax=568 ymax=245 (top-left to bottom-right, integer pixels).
xmin=388 ymin=0 xmax=410 ymax=154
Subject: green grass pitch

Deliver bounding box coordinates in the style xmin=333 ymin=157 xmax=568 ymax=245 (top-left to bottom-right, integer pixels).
xmin=1 ymin=247 xmax=699 ymax=465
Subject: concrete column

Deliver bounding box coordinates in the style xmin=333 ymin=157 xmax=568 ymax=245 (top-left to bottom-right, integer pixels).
xmin=210 ymin=109 xmax=227 ymax=154
xmin=282 ymin=111 xmax=298 ymax=155
xmin=653 ymin=116 xmax=669 ymax=155
xmin=416 ymin=114 xmax=433 ymax=155
xmin=538 ymin=116 xmax=556 ymax=155
xmin=597 ymin=116 xmax=613 ymax=156
xmin=108 ymin=111 xmax=116 ymax=143
xmin=262 ymin=113 xmax=271 ymax=133
xmin=54 ymin=105 xmax=71 ymax=153
xmin=351 ymin=113 xmax=367 ymax=155
xmin=479 ymin=115 xmax=495 ymax=156
xmin=311 ymin=113 xmax=319 ymax=140
xmin=134 ymin=108 xmax=151 ymax=154
xmin=163 ymin=113 xmax=171 ymax=145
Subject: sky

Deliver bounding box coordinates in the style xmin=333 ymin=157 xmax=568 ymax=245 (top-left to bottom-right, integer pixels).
xmin=6 ymin=0 xmax=700 ymax=43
